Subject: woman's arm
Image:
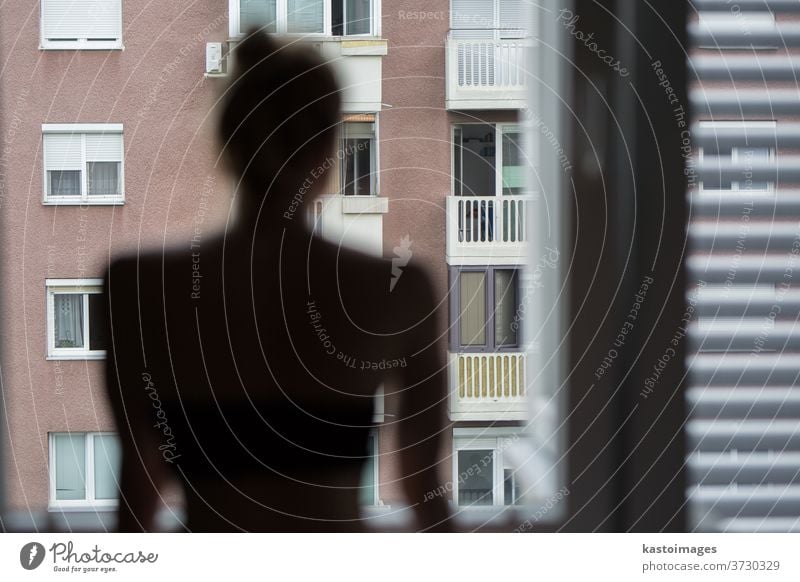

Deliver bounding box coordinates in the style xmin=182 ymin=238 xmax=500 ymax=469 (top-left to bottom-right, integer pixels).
xmin=393 ymin=266 xmax=452 ymax=532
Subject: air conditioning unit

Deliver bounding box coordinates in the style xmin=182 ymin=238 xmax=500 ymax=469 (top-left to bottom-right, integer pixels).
xmin=205 ymin=42 xmax=223 ymax=75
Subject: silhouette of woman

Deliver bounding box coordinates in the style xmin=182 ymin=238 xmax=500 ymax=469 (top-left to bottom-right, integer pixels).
xmin=104 ymin=30 xmax=450 ymax=532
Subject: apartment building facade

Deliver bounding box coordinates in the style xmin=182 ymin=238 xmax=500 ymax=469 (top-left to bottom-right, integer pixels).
xmin=0 ymin=0 xmax=539 ymax=524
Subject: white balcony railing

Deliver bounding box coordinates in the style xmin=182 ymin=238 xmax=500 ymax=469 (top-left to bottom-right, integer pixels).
xmin=445 ymin=34 xmax=532 ymax=110
xmin=449 ymin=351 xmax=528 ymax=421
xmin=446 ymin=195 xmax=530 ymax=265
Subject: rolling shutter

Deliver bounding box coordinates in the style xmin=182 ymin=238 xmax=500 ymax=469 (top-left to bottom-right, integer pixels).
xmin=451 ymin=0 xmax=495 ymax=39
xmin=85 ymin=134 xmax=123 ymax=162
xmin=43 ymin=134 xmax=82 ymax=171
xmin=688 ymin=0 xmax=800 ymax=532
xmin=42 ymin=0 xmax=122 ymax=43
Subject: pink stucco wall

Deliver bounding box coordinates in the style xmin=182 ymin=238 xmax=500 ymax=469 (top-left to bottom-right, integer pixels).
xmin=0 ymin=0 xmax=230 ymax=511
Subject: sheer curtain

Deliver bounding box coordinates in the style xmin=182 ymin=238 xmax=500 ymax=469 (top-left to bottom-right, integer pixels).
xmin=460 ymin=272 xmax=487 ymax=346
xmin=48 ymin=170 xmax=81 ymax=196
xmin=240 ymin=0 xmax=277 ymax=32
xmin=345 ymin=0 xmax=371 ymax=35
xmin=288 ymin=0 xmax=324 ymax=33
xmin=54 ymin=294 xmax=84 ymax=348
xmin=86 ymin=162 xmax=120 ymax=196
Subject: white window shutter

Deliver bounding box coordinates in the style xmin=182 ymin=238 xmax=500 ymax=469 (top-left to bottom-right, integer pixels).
xmin=85 ymin=133 xmax=123 ymax=161
xmin=499 ymin=0 xmax=528 ymax=37
xmin=689 ymin=1 xmax=800 ymax=532
xmin=42 ymin=0 xmax=121 ymax=42
xmin=44 ymin=134 xmax=82 ymax=170
xmin=451 ymin=0 xmax=495 ymax=39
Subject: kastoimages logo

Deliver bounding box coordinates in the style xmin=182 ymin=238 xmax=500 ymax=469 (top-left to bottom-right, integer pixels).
xmin=20 ymin=542 xmax=46 ymax=570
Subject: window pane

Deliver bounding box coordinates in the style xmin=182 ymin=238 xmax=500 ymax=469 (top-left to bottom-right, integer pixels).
xmin=287 ymin=0 xmax=324 ymax=33
xmin=342 ymin=137 xmax=373 ymax=196
xmin=501 ymin=129 xmax=524 ymax=195
xmin=459 ymin=272 xmax=486 ymax=346
xmin=93 ymin=435 xmax=121 ymax=500
xmin=495 ymin=269 xmax=518 ymax=347
xmin=240 ymin=0 xmax=277 ymax=32
xmin=48 ymin=170 xmax=81 ymax=196
xmin=359 ymin=435 xmax=376 ymax=505
xmin=88 ymin=293 xmax=107 ymax=351
xmin=54 ymin=294 xmax=85 ymax=348
xmin=457 ymin=450 xmax=493 ymax=505
xmin=87 ymin=161 xmax=120 ymax=196
xmin=504 ymin=468 xmax=524 ymax=505
xmin=345 ymin=0 xmax=371 ymax=35
xmin=54 ymin=434 xmax=86 ymax=500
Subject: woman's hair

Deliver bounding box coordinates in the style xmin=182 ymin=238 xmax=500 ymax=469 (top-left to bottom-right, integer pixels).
xmin=219 ymin=29 xmax=341 ymax=201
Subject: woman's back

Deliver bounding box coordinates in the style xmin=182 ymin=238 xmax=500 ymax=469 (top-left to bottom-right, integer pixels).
xmin=105 ymin=226 xmax=445 ymax=531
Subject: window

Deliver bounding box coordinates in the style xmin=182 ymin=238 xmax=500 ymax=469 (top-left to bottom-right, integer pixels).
xmin=231 ymin=0 xmax=377 ymax=37
xmin=453 ymin=428 xmax=525 ymax=507
xmin=46 ymin=279 xmax=106 ymax=360
xmin=49 ymin=433 xmax=121 ymax=509
xmin=698 ymin=121 xmax=775 ymax=194
xmin=359 ymin=431 xmax=378 ymax=506
xmin=452 ymin=124 xmax=525 ymax=197
xmin=452 ymin=267 xmax=520 ymax=351
xmin=341 ymin=120 xmax=377 ymax=196
xmin=42 ymin=124 xmax=124 ymax=204
xmin=41 ymin=0 xmax=123 ymax=50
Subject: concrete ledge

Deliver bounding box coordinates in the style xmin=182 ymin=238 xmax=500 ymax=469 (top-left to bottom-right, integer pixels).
xmin=342 ymin=196 xmax=389 ymax=214
xmin=341 ymin=39 xmax=388 ymax=56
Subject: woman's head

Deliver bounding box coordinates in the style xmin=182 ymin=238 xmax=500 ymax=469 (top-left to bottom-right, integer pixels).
xmin=219 ymin=30 xmax=341 ymax=208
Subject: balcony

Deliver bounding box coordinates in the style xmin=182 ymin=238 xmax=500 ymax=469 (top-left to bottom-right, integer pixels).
xmin=445 ymin=33 xmax=532 ymax=110
xmin=449 ymin=351 xmax=528 ymax=421
xmin=446 ymin=195 xmax=530 ymax=265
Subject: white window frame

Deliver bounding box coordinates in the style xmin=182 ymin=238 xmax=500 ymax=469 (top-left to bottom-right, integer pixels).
xmin=341 ymin=117 xmax=379 ymax=196
xmin=40 ymin=0 xmax=123 ymax=50
xmin=48 ymin=432 xmax=120 ymax=511
xmin=698 ymin=120 xmax=776 ymax=195
xmin=46 ymin=278 xmax=106 ymax=360
xmin=452 ymin=427 xmax=524 ymax=507
xmin=451 ymin=123 xmax=523 ymax=197
xmin=229 ymin=0 xmax=380 ymax=38
xmin=42 ymin=123 xmax=125 ymax=205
